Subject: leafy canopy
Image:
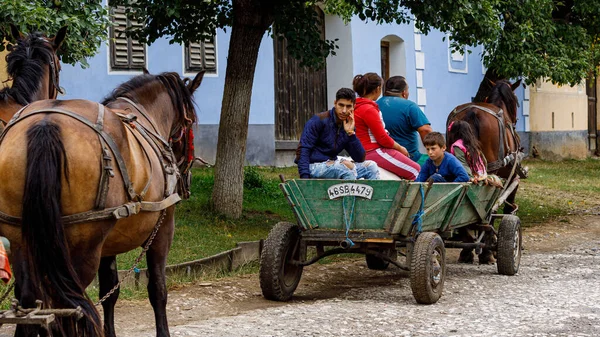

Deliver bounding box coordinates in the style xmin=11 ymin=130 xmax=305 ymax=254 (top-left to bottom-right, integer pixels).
xmin=0 ymin=0 xmax=110 ymax=68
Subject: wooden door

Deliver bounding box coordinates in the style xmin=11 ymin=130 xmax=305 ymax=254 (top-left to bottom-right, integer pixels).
xmin=274 ymin=8 xmax=328 ymax=141
xmin=587 ymin=77 xmax=598 ymax=155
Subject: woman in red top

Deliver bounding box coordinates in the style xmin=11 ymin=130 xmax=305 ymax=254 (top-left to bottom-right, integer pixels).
xmin=352 ymin=73 xmax=420 ymax=180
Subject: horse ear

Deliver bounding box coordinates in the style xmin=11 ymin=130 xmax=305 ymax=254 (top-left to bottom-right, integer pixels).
xmin=9 ymin=24 xmax=24 ymax=42
xmin=142 ymin=67 xmax=150 ymax=75
xmin=187 ymin=71 xmax=205 ymax=94
xmin=511 ymin=78 xmax=522 ymax=91
xmin=51 ymin=26 xmax=68 ymax=51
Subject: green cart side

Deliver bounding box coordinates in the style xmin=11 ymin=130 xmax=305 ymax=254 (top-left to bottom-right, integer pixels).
xmin=259 ymin=179 xmax=522 ymax=304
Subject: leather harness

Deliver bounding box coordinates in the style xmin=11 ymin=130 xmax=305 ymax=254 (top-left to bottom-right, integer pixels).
xmin=447 ymin=104 xmax=521 ymax=173
xmin=0 ymin=100 xmax=183 ymax=226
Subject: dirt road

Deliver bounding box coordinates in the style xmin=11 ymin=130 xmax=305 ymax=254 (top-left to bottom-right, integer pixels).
xmin=0 ymin=215 xmax=597 ymax=336
xmin=105 ymin=215 xmax=600 ymax=337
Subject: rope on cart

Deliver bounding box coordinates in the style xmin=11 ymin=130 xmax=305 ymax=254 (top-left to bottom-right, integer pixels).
xmin=342 ymin=195 xmax=356 ymax=248
xmin=411 ymin=185 xmax=425 ymax=234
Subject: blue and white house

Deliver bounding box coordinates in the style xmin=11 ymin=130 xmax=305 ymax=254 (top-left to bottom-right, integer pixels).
xmin=55 ymin=5 xmax=538 ymax=166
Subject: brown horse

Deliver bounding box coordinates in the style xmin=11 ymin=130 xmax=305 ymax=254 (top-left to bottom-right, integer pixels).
xmin=447 ymin=79 xmax=524 ymax=264
xmin=0 ymin=25 xmax=66 ymax=122
xmin=447 ymin=79 xmax=523 ymax=212
xmin=0 ymin=70 xmax=203 ymax=336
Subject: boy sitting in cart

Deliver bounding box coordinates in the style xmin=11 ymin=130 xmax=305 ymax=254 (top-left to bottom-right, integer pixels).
xmin=295 ymin=88 xmax=380 ymax=180
xmin=415 ymin=132 xmax=470 ymax=183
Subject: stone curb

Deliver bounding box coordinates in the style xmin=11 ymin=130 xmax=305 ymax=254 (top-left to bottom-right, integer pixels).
xmin=108 ymin=240 xmax=263 ymax=289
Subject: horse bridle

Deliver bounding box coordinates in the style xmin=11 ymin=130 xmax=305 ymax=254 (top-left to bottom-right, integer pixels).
xmin=48 ymin=56 xmax=63 ymax=99
xmin=169 ymin=121 xmax=195 ymax=199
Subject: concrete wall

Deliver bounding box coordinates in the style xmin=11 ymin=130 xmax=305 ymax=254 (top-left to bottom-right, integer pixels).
xmin=528 ymin=80 xmax=588 ymax=159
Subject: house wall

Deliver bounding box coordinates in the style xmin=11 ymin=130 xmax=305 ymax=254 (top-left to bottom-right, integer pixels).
xmin=59 ymin=28 xmax=276 ymax=166
xmin=0 ymin=46 xmax=9 ymax=86
xmin=528 ymin=80 xmax=588 ymax=160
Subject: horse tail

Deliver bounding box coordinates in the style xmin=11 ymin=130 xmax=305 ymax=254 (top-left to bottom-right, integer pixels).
xmin=464 ymin=109 xmax=481 ymax=139
xmin=22 ymin=120 xmax=103 ymax=337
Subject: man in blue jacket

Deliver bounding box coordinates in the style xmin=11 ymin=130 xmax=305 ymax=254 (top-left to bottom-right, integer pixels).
xmin=295 ymin=88 xmax=379 ymax=179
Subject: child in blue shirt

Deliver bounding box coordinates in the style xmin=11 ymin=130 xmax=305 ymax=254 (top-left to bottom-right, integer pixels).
xmin=415 ymin=132 xmax=470 ymax=183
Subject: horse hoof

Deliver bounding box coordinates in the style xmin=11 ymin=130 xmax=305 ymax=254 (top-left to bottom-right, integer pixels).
xmin=458 ymin=249 xmax=474 ymax=264
xmin=478 ymin=253 xmax=496 ymax=265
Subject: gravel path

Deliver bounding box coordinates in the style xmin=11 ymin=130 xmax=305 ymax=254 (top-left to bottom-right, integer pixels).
xmin=164 ymin=248 xmax=600 ymax=336
xmin=0 ymin=217 xmax=598 ymax=337
xmin=121 ymin=217 xmax=600 ymax=337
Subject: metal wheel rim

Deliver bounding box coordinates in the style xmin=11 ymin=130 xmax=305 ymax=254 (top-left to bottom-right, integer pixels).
xmin=282 ymin=241 xmax=301 ymax=287
xmin=513 ymin=229 xmax=521 ymax=265
xmin=430 ymin=248 xmax=442 ymax=287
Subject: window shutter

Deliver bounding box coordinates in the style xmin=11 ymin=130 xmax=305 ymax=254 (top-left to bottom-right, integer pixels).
xmin=110 ymin=5 xmax=146 ymax=70
xmin=203 ymin=39 xmax=216 ymax=71
xmin=185 ymin=37 xmax=217 ymax=73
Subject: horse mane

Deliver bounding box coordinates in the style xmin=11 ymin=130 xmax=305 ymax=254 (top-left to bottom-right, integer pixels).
xmin=487 ymin=79 xmax=518 ymax=123
xmin=102 ymin=72 xmax=197 ymax=127
xmin=0 ymin=32 xmax=56 ymax=105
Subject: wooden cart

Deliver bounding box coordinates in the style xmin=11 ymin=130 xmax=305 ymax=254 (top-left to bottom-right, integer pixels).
xmin=259 ymin=179 xmax=522 ymax=304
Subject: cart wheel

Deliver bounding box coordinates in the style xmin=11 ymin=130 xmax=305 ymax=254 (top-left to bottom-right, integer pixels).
xmin=410 ymin=232 xmax=446 ymax=304
xmin=497 ymin=215 xmax=522 ymax=276
xmin=259 ymin=222 xmax=304 ymax=301
xmin=365 ymin=249 xmax=396 ymax=270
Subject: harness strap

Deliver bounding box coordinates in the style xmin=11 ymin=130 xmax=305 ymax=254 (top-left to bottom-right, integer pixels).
xmin=117 ymin=97 xmax=162 ymax=139
xmin=0 ymin=193 xmax=181 ymax=226
xmin=1 ymin=105 xmax=139 ymax=201
xmin=121 ymin=121 xmax=155 ymax=199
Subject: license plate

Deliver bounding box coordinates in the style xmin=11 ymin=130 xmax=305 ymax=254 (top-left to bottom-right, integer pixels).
xmin=327 ymin=183 xmax=373 ymax=200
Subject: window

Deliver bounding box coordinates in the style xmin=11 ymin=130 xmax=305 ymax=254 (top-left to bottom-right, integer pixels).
xmin=185 ymin=38 xmax=217 ymax=74
xmin=110 ymin=5 xmax=146 ymax=71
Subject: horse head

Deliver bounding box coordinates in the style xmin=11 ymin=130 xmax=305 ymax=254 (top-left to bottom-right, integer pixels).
xmin=486 ymin=79 xmax=521 ymax=125
xmin=102 ymin=70 xmax=204 ymax=198
xmin=0 ymin=25 xmax=66 ymax=121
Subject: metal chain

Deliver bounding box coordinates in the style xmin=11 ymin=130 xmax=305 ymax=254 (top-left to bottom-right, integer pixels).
xmin=95 ymin=209 xmax=167 ymax=306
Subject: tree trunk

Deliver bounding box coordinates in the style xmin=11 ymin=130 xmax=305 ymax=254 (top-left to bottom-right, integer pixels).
xmin=211 ymin=0 xmax=273 ymax=218
xmin=473 ymin=67 xmax=502 ymax=102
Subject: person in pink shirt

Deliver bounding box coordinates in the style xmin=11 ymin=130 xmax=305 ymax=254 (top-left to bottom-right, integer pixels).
xmin=352 ymin=73 xmax=420 ymax=180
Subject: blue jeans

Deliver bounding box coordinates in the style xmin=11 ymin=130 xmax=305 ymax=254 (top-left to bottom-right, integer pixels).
xmin=309 ymin=159 xmax=380 ymax=180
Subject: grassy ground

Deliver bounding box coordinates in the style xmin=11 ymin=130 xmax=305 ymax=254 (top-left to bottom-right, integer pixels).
xmin=116 ymin=166 xmax=299 ymax=269
xmin=517 ymin=159 xmax=600 ymax=224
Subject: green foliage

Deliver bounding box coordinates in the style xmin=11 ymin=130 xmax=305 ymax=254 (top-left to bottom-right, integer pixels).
xmin=0 ymin=0 xmax=110 ymax=68
xmin=325 ymin=0 xmax=600 ymax=86
xmin=243 ymin=166 xmax=265 ymax=190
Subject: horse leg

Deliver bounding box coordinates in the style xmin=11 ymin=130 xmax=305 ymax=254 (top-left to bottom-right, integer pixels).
xmin=146 ymin=209 xmax=175 ymax=337
xmin=457 ymin=228 xmax=474 ymax=264
xmin=99 ymin=256 xmax=119 ymax=337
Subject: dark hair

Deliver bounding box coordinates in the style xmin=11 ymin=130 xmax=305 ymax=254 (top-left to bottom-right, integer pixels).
xmin=352 ymin=73 xmax=382 ymax=97
xmin=487 ymin=79 xmax=519 ymax=123
xmin=423 ymin=132 xmax=446 ymax=148
xmin=447 ymin=121 xmax=484 ymax=170
xmin=335 ymin=87 xmax=356 ymax=103
xmin=384 ymin=76 xmax=407 ymax=97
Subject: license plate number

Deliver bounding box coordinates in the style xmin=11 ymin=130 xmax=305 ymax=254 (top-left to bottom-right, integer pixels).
xmin=327 ymin=183 xmax=373 ymax=200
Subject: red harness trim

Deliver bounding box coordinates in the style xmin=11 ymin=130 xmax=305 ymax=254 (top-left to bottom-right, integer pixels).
xmin=186 ymin=127 xmax=195 ymax=163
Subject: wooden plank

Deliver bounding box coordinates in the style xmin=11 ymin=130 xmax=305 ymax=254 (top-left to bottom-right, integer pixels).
xmin=286 ymin=181 xmax=319 ymax=229
xmin=393 ymin=183 xmax=424 ymax=235
xmin=383 ymin=182 xmax=409 ymax=231
xmin=439 ymin=186 xmax=467 ymax=232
